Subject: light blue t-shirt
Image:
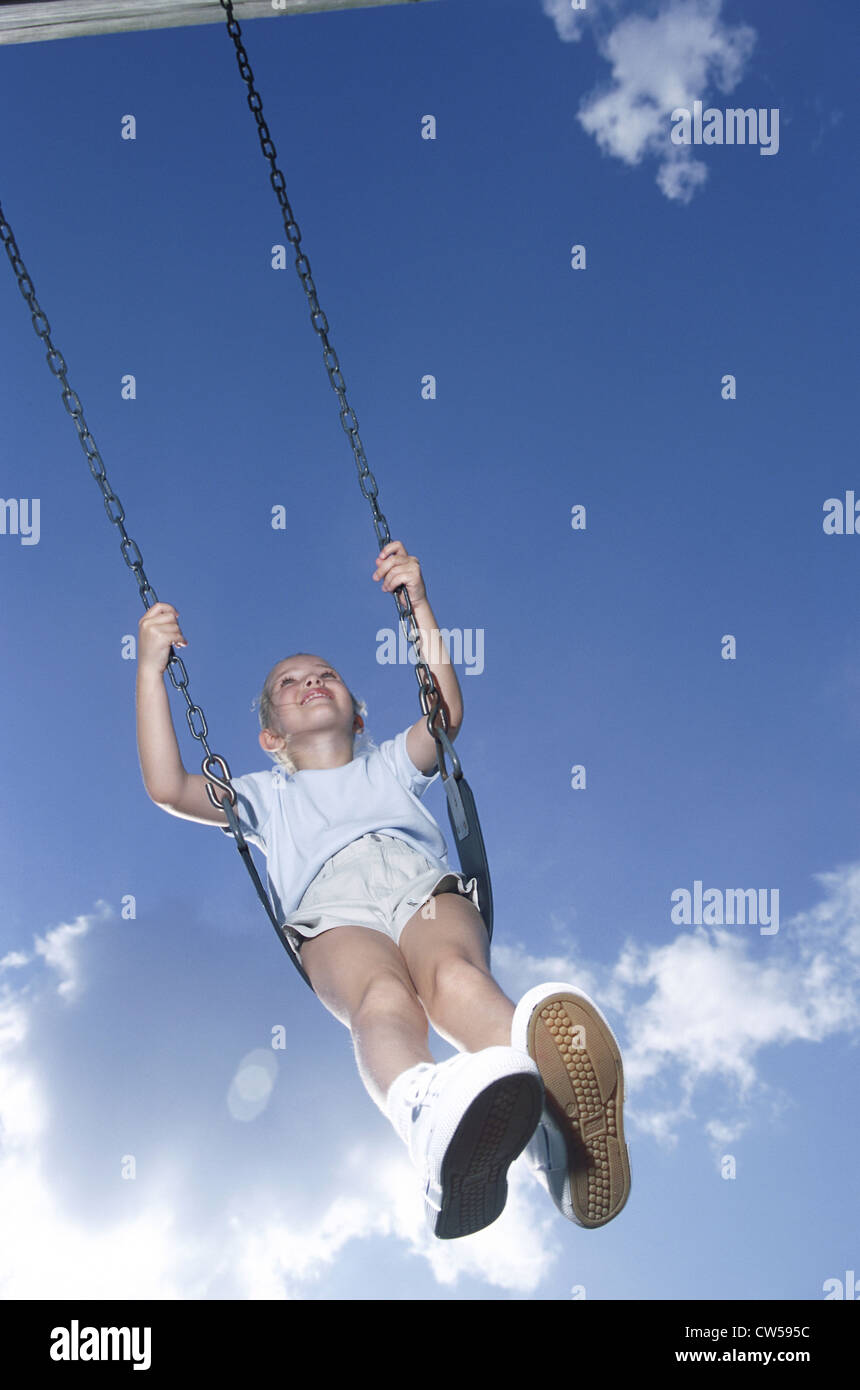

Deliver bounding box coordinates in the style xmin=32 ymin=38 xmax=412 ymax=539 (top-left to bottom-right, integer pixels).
xmin=219 ymin=726 xmax=450 ymax=920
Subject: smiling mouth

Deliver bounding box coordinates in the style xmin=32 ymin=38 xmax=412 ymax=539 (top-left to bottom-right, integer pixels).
xmin=301 ymin=692 xmax=333 ymax=705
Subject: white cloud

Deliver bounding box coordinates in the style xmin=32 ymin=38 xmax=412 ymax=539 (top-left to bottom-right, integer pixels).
xmin=222 ymin=1186 xmax=393 ymax=1299
xmin=656 ymin=152 xmax=709 ymax=202
xmin=497 ymin=861 xmax=860 ymax=1147
xmin=362 ymin=1145 xmax=561 ymax=1293
xmin=0 ymin=904 xmax=562 ymax=1300
xmin=221 ymin=1144 xmax=561 ymax=1298
xmin=705 ymin=1117 xmax=748 ymax=1147
xmin=4 ymin=861 xmax=858 ymax=1297
xmin=622 ymin=865 xmax=860 ymax=1086
xmin=541 ymin=0 xmax=593 ymax=44
xmin=0 ymin=1160 xmax=183 ymax=1300
xmin=542 ymin=0 xmax=758 ymax=201
xmin=0 ymin=951 xmax=30 ymax=974
xmin=32 ymin=902 xmax=111 ymax=1001
xmin=0 ymin=992 xmax=46 ymax=1148
xmin=492 ymin=937 xmax=603 ymax=1004
xmin=0 ymin=910 xmax=184 ymax=1298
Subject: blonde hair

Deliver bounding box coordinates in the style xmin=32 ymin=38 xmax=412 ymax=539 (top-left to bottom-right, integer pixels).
xmin=253 ymin=656 xmax=373 ymax=775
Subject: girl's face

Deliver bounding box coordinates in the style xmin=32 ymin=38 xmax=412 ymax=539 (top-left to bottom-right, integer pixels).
xmin=265 ymin=655 xmax=359 ymax=740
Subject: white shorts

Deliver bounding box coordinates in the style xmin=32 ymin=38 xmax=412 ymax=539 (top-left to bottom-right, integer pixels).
xmin=280 ymin=832 xmax=480 ymax=960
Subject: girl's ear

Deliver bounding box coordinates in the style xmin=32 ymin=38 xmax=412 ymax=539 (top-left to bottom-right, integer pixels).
xmin=353 ymin=714 xmax=365 ymax=732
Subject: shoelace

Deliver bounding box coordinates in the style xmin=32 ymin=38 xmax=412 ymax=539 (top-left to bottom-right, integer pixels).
xmin=403 ymin=1061 xmax=447 ymax=1112
xmin=401 ymin=1059 xmax=464 ymax=1206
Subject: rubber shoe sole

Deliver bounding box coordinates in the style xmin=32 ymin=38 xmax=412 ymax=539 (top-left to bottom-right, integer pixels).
xmin=512 ymin=983 xmax=631 ymax=1228
xmin=429 ymin=1065 xmax=544 ymax=1241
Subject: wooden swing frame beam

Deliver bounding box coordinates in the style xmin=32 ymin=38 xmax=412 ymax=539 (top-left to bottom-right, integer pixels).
xmin=0 ymin=0 xmax=432 ymax=46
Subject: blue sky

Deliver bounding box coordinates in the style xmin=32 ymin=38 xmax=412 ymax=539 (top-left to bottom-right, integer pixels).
xmin=1 ymin=0 xmax=858 ymax=1301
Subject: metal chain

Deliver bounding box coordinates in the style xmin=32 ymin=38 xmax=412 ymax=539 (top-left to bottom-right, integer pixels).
xmin=219 ymin=0 xmax=460 ymax=784
xmin=0 ymin=203 xmax=241 ymax=811
xmin=0 ymin=197 xmax=314 ymax=983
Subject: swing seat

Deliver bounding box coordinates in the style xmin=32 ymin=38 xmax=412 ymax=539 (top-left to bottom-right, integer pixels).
xmin=443 ymin=770 xmax=493 ymax=942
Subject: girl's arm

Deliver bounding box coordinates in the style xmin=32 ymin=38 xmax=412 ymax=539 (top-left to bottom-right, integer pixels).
xmin=136 ymin=603 xmax=230 ymax=826
xmin=404 ymin=594 xmax=464 ymax=776
xmin=373 ymin=544 xmax=464 ymax=776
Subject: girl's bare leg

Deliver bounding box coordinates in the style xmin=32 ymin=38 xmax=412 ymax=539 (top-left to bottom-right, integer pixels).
xmin=398 ymin=892 xmax=516 ymax=1051
xmin=300 ymin=925 xmax=434 ymax=1111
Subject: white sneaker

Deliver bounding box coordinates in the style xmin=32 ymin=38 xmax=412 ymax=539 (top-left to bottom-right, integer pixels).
xmin=511 ymin=983 xmax=631 ymax=1228
xmin=387 ymin=1047 xmax=544 ymax=1240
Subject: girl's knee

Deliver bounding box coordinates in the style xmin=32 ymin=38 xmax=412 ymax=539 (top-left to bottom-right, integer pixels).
xmin=352 ymin=970 xmax=426 ymax=1031
xmin=302 ymin=926 xmax=420 ymax=1025
xmin=423 ymin=953 xmax=493 ymax=1015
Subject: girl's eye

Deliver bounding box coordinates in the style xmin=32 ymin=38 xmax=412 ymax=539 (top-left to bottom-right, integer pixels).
xmin=280 ymin=671 xmax=336 ymax=686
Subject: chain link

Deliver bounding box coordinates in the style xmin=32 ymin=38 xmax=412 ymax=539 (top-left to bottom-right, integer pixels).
xmin=0 ymin=204 xmax=237 ymax=808
xmin=219 ymin=0 xmax=458 ymax=781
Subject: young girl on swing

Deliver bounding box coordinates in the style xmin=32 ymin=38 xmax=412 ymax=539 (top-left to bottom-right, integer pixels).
xmin=135 ymin=540 xmax=631 ymax=1240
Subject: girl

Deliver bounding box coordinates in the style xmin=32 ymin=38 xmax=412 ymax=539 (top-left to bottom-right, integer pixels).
xmin=135 ymin=540 xmax=630 ymax=1239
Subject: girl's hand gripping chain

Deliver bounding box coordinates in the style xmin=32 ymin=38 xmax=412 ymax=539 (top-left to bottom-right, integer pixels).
xmin=138 ymin=602 xmax=189 ymax=676
xmin=372 ymin=541 xmax=427 ymax=607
